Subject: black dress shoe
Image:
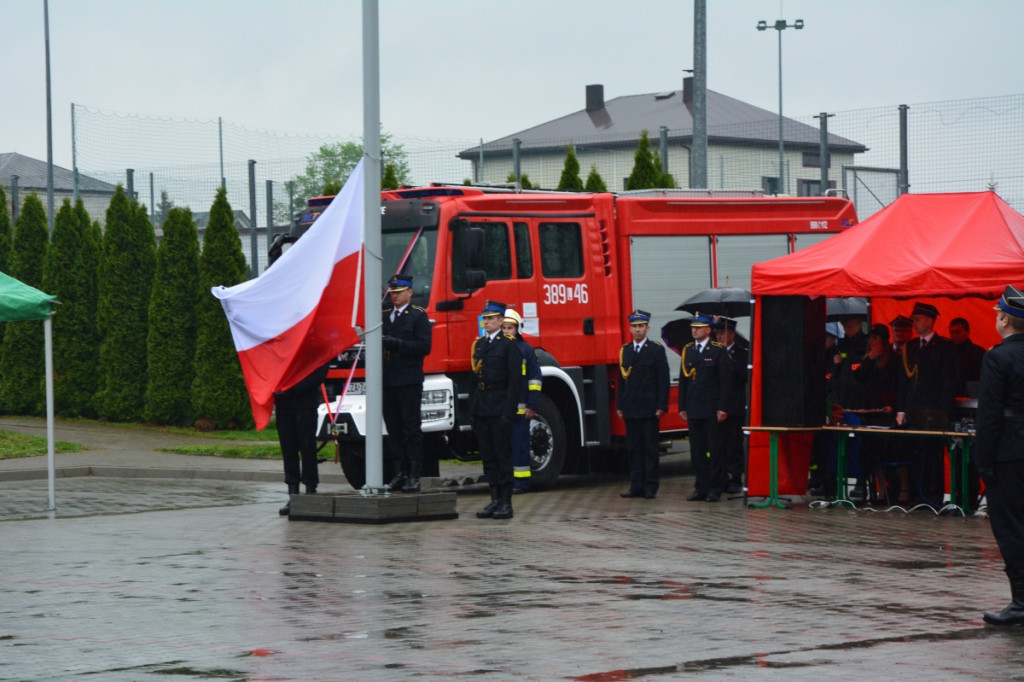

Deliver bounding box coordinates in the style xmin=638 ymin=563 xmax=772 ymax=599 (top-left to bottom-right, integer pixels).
xmin=643 ymin=492 xmax=657 ymax=499
xmin=620 ymin=491 xmax=643 ymax=498
xmin=725 ymin=482 xmax=742 ymax=494
xmin=686 ymin=491 xmax=706 ymax=501
xmin=705 ymin=492 xmax=721 ymax=502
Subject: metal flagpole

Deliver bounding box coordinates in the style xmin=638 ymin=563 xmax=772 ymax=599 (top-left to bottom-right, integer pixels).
xmin=362 ymin=0 xmax=384 ymax=492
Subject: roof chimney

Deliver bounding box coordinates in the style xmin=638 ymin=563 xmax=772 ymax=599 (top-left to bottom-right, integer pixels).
xmin=682 ymin=76 xmax=693 ymax=104
xmin=586 ymin=84 xmax=604 ymax=112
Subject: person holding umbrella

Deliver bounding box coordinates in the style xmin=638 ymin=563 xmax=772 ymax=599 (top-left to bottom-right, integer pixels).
xmin=715 ymin=317 xmax=748 ymax=494
xmin=678 ymin=314 xmax=732 ymax=502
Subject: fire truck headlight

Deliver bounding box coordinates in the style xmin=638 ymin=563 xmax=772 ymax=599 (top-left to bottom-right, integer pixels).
xmin=420 ymin=388 xmax=453 ymax=423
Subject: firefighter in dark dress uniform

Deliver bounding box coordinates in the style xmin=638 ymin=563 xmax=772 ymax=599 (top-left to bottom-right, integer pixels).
xmin=616 ymin=310 xmax=670 ymax=499
xmin=471 ymin=300 xmax=523 ymax=519
xmin=895 ymin=302 xmax=958 ymax=506
xmin=275 ymin=361 xmax=330 ymax=515
xmin=977 ymin=285 xmax=1024 ymax=626
xmin=715 ymin=317 xmax=748 ymax=495
xmin=678 ymin=314 xmax=732 ymax=502
xmin=382 ymin=274 xmax=433 ymax=493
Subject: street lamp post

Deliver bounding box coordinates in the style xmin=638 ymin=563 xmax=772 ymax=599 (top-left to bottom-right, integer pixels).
xmin=757 ymin=18 xmax=803 ymax=195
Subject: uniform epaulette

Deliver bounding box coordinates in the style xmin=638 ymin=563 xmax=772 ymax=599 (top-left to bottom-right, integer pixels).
xmin=503 ymin=333 xmax=516 ymax=340
xmin=711 ymin=341 xmax=726 ymax=347
xmin=649 ymin=340 xmax=663 ymax=347
xmin=412 ymin=305 xmax=426 ymax=312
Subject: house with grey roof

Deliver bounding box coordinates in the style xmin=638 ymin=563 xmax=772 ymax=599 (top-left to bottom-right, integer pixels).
xmin=459 ymin=78 xmax=866 ymax=195
xmin=1 ymin=152 xmax=118 ymax=226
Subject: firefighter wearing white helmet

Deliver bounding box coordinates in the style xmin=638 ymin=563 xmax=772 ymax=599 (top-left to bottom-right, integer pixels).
xmin=501 ymin=308 xmax=543 ymax=494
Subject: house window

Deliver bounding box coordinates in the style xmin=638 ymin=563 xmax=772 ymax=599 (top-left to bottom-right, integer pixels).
xmin=762 ymin=176 xmax=781 ymax=195
xmin=797 ymin=179 xmax=837 ymax=197
xmin=802 ymin=152 xmax=831 ymax=169
xmin=539 ymin=222 xmax=584 ymax=278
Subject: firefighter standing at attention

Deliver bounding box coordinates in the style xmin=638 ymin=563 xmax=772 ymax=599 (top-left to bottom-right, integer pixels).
xmin=471 ymin=300 xmax=523 ymax=519
xmin=381 ymin=274 xmax=432 ymax=493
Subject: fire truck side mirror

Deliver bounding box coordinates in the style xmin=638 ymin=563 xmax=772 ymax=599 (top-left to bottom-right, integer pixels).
xmin=464 ymin=225 xmax=485 ymax=269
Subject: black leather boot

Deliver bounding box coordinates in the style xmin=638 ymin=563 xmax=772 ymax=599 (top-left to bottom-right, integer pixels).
xmin=305 ymin=484 xmax=317 ymax=494
xmin=279 ymin=483 xmax=300 ymax=515
xmin=984 ymin=578 xmax=1024 ymax=626
xmin=401 ymin=462 xmax=421 ymax=493
xmin=476 ymin=485 xmax=499 ymax=518
xmin=388 ymin=461 xmax=407 ymax=491
xmin=492 ymin=484 xmax=514 ymax=520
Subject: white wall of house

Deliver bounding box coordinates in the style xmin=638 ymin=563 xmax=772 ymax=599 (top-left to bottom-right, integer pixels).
xmin=474 ymin=145 xmax=855 ymax=195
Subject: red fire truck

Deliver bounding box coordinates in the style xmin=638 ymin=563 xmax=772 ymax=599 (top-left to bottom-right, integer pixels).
xmin=282 ymin=185 xmax=857 ymax=489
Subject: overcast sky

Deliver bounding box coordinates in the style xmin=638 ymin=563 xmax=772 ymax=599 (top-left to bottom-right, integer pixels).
xmin=3 ymin=0 xmax=1023 ymax=169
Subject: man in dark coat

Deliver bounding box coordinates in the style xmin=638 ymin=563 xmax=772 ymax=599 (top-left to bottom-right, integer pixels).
xmin=471 ymin=300 xmax=523 ymax=519
xmin=382 ymin=274 xmax=433 ymax=493
xmin=678 ymin=314 xmax=732 ymax=502
xmin=616 ymin=310 xmax=670 ymax=499
xmin=274 ymin=361 xmax=330 ymax=515
xmin=977 ymin=285 xmax=1024 ymax=626
xmin=716 ymin=317 xmax=748 ymax=495
xmin=949 ymin=316 xmax=987 ymax=396
xmin=896 ymin=302 xmax=959 ymax=506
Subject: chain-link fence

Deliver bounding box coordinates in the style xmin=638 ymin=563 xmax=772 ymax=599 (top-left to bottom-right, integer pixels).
xmin=67 ymin=93 xmax=1023 ymax=267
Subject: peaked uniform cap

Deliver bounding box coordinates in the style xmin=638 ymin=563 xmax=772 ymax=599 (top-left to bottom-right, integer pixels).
xmin=995 ymin=284 xmax=1024 ymax=318
xmin=482 ymin=300 xmax=507 ymax=317
xmin=628 ymin=309 xmax=651 ymax=324
xmin=387 ymin=274 xmax=413 ymax=292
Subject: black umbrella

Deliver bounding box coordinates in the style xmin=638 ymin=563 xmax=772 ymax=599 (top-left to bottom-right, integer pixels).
xmin=676 ymin=287 xmax=753 ymax=319
xmin=826 ymin=297 xmax=869 ymax=321
xmin=661 ymin=317 xmax=748 ymax=355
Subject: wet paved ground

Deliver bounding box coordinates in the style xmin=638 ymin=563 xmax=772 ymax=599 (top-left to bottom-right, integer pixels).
xmin=2 ymin=418 xmax=1024 ymax=681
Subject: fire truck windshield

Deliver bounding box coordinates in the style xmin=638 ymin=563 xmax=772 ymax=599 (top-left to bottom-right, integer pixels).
xmin=381 ymin=225 xmax=437 ymax=307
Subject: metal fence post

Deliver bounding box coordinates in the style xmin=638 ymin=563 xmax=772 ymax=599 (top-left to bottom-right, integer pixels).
xmin=248 ymin=160 xmax=258 ymax=277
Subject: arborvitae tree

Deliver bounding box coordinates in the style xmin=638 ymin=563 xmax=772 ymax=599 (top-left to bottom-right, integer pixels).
xmin=145 ymin=207 xmax=201 ymax=425
xmin=192 ymin=187 xmax=252 ymax=429
xmin=42 ymin=199 xmax=99 ymax=416
xmin=0 ymin=195 xmax=49 ymax=414
xmin=507 ymin=172 xmax=535 ymax=189
xmin=94 ymin=188 xmax=156 ymax=421
xmin=155 ymin=190 xmax=175 ymax=228
xmin=0 ymin=186 xmax=13 ymax=347
xmin=382 ymin=163 xmax=400 ymax=190
xmin=585 ymin=165 xmax=608 ymax=193
xmin=0 ymin=185 xmax=12 ymax=274
xmin=626 ymin=130 xmax=661 ymax=190
xmin=557 ymin=146 xmax=584 ymax=191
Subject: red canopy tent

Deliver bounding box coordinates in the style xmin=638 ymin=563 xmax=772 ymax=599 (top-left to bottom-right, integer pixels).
xmin=746 ymin=191 xmax=1024 ymax=498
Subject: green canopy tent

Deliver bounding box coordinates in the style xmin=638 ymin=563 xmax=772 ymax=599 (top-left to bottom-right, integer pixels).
xmin=0 ymin=272 xmax=58 ymax=510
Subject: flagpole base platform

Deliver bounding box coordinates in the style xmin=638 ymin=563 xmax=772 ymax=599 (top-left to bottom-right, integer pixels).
xmin=287 ymin=491 xmax=458 ymax=524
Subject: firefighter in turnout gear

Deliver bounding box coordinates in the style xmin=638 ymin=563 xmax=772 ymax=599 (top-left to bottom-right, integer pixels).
xmin=471 ymin=300 xmax=523 ymax=519
xmin=501 ymin=309 xmax=543 ymax=494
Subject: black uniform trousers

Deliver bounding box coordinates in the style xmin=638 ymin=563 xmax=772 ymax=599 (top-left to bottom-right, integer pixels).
xmin=277 ymin=406 xmax=319 ymax=487
xmin=474 ymin=415 xmax=514 ymax=487
xmin=689 ymin=417 xmax=725 ymax=496
xmin=907 ymin=408 xmax=948 ymax=505
xmin=383 ymin=383 xmax=423 ymax=465
xmin=624 ymin=416 xmax=660 ymax=495
xmin=988 ymin=458 xmax=1024 ymax=582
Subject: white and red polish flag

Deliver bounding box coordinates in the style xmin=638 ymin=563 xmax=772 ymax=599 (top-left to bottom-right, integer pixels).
xmin=212 ymin=160 xmax=365 ymax=429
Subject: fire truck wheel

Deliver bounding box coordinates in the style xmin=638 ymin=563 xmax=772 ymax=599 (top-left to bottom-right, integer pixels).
xmin=528 ymin=394 xmax=566 ymax=488
xmin=338 ymin=443 xmax=395 ymax=491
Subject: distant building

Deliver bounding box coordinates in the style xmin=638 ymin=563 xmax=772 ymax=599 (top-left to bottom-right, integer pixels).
xmin=459 ymin=78 xmax=866 ymax=195
xmin=0 ymin=152 xmax=118 ymax=225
